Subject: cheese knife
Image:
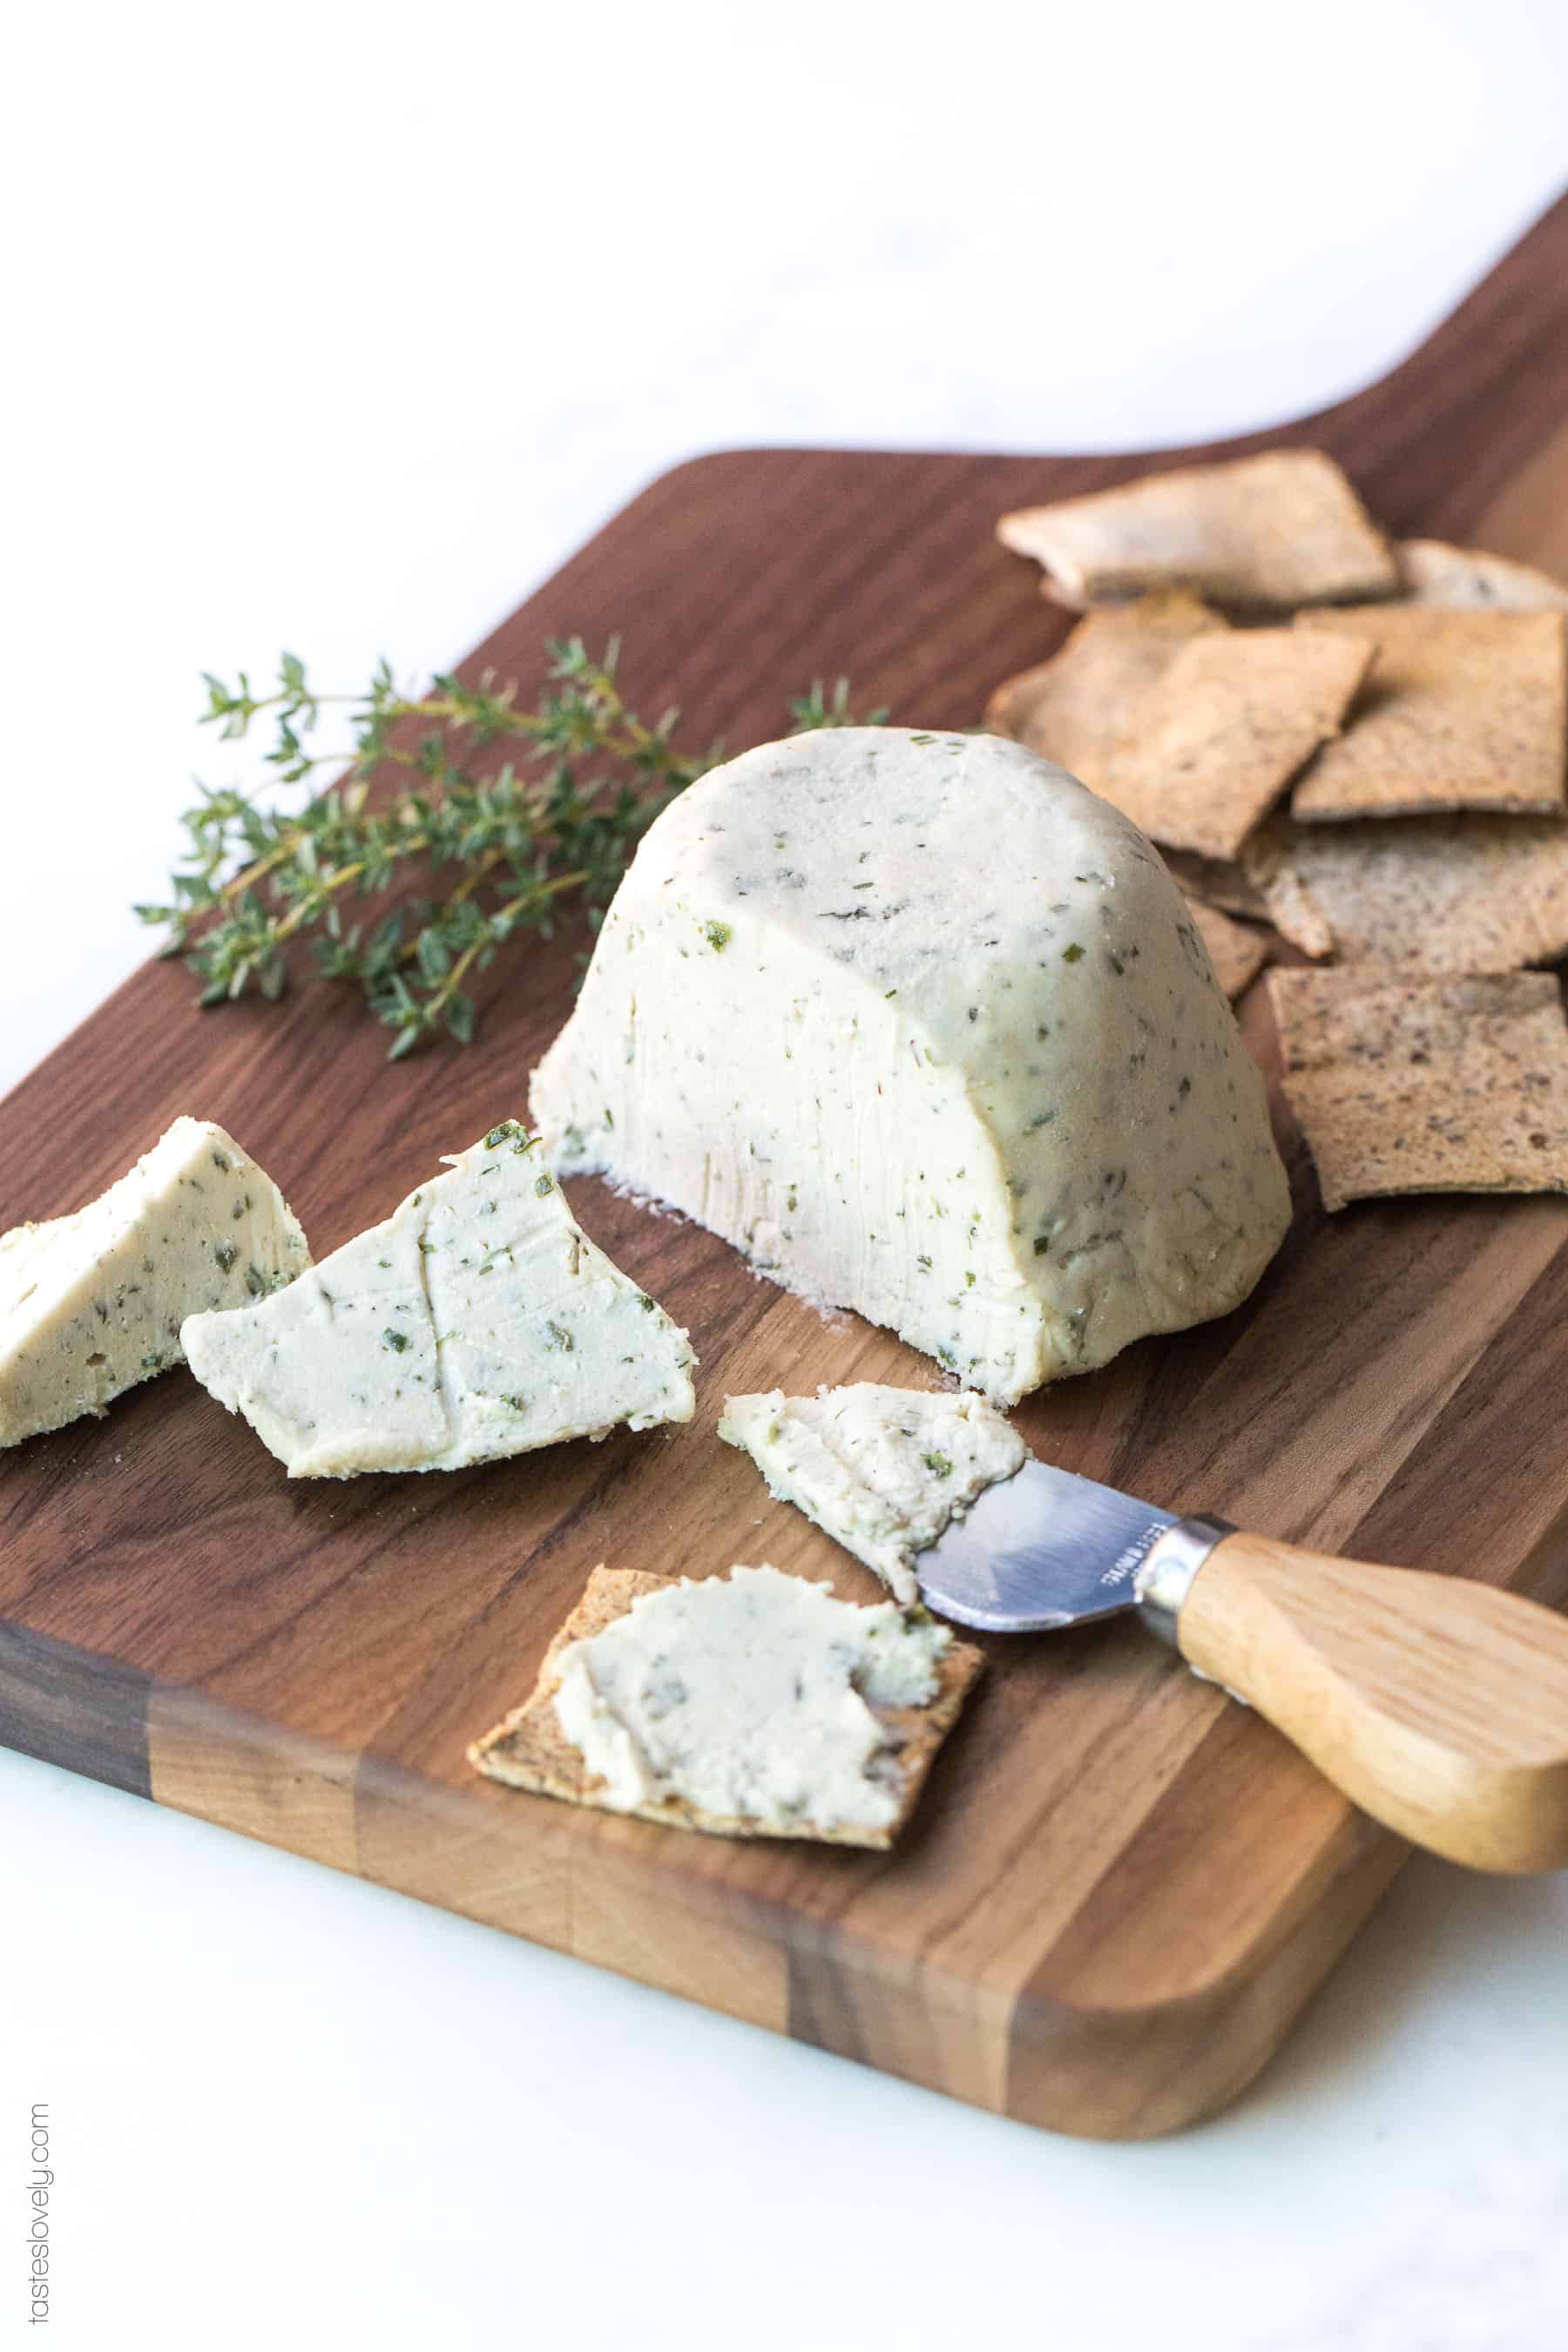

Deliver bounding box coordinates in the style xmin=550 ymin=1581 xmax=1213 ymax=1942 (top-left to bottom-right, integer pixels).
xmin=917 ymin=1458 xmax=1568 ymax=1874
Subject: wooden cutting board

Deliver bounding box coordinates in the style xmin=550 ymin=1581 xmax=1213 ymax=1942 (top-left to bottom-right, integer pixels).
xmin=6 ymin=199 xmax=1568 ymax=2143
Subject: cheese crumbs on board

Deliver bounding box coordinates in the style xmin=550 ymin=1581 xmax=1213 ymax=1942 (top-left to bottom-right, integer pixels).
xmin=1268 ymin=967 xmax=1568 ymax=1213
xmin=468 ymin=1565 xmax=984 ymax=1848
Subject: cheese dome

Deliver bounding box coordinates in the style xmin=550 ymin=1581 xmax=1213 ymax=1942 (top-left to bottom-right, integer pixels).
xmin=531 ymin=728 xmax=1289 ymax=1402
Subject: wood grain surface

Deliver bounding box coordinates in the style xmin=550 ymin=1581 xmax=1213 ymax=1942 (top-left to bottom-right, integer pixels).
xmin=5 ymin=197 xmax=1568 ymax=2140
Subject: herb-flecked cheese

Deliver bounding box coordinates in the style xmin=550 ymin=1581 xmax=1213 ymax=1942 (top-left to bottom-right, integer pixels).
xmin=0 ymin=1116 xmax=309 ymax=1448
xmin=181 ymin=1121 xmax=694 ymax=1477
xmin=552 ymin=1564 xmax=950 ymax=1834
xmin=531 ymin=729 xmax=1291 ymax=1401
xmin=718 ymin=1382 xmax=1025 ymax=1603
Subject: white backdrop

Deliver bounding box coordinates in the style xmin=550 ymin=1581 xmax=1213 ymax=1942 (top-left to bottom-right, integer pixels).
xmin=3 ymin=5 xmax=1567 ymax=2347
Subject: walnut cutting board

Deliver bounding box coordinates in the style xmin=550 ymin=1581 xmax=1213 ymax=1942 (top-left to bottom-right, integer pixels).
xmin=7 ymin=200 xmax=1568 ymax=2143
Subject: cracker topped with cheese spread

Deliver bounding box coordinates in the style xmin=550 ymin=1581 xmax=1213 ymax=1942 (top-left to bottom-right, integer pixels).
xmin=469 ymin=1564 xmax=983 ymax=1848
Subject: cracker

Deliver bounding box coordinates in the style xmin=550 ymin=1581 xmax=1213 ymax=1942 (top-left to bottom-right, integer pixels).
xmin=996 ymin=449 xmax=1398 ymax=612
xmin=1160 ymin=848 xmax=1269 ymax=921
xmin=1243 ymin=811 xmax=1568 ymax=971
xmin=1396 ymin=540 xmax=1568 ymax=612
xmin=1267 ymin=966 xmax=1568 ymax=1212
xmin=1188 ymin=897 xmax=1269 ymax=999
xmin=1101 ymin=627 xmax=1374 ymax=859
xmin=983 ymin=591 xmax=1227 ymax=787
xmin=1291 ymin=607 xmax=1567 ymax=820
xmin=467 ymin=1565 xmax=983 ymax=1851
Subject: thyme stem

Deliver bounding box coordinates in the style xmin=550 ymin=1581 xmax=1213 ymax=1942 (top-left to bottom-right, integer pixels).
xmin=139 ymin=644 xmax=884 ymax=1057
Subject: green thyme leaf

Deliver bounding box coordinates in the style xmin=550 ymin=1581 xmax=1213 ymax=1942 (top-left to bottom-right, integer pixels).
xmin=145 ymin=646 xmax=887 ymax=1059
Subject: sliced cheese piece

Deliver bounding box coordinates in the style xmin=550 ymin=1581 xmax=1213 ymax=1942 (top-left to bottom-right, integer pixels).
xmin=996 ymin=449 xmax=1398 ymax=612
xmin=182 ymin=1120 xmax=693 ymax=1477
xmin=469 ymin=1563 xmax=983 ymax=1847
xmin=719 ymin=1382 xmax=1024 ymax=1602
xmin=531 ymin=728 xmax=1291 ymax=1402
xmin=0 ymin=1117 xmax=308 ymax=1448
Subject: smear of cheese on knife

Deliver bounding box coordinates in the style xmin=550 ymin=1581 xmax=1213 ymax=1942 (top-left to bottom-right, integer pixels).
xmin=720 ymin=1382 xmax=1025 ymax=1602
xmin=182 ymin=1121 xmax=693 ymax=1477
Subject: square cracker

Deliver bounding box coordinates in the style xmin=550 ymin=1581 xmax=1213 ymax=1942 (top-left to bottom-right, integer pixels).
xmin=467 ymin=1565 xmax=984 ymax=1851
xmin=984 ymin=591 xmax=1227 ymax=787
xmin=1396 ymin=540 xmax=1568 ymax=612
xmin=1244 ymin=810 xmax=1568 ymax=971
xmin=1188 ymin=897 xmax=1269 ymax=1000
xmin=1101 ymin=627 xmax=1374 ymax=860
xmin=1267 ymin=966 xmax=1568 ymax=1213
xmin=996 ymin=449 xmax=1398 ymax=612
xmin=1160 ymin=847 xmax=1269 ymax=921
xmin=1291 ymin=606 xmax=1567 ymax=820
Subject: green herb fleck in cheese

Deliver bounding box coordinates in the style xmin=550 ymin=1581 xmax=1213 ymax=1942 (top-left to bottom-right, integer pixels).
xmin=551 ymin=1564 xmax=950 ymax=1833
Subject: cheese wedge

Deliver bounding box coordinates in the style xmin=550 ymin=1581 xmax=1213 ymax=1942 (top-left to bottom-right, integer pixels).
xmin=719 ymin=1383 xmax=1024 ymax=1602
xmin=0 ymin=1117 xmax=308 ymax=1448
xmin=181 ymin=1121 xmax=694 ymax=1477
xmin=531 ymin=729 xmax=1290 ymax=1402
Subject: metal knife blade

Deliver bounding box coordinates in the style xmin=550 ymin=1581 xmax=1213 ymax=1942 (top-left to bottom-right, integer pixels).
xmin=915 ymin=1456 xmax=1179 ymax=1633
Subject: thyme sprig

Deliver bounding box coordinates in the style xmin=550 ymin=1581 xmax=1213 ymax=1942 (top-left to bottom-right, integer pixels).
xmin=139 ymin=645 xmax=884 ymax=1058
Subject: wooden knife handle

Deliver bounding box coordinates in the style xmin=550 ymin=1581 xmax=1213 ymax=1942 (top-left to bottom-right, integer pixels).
xmin=1176 ymin=1531 xmax=1568 ymax=1874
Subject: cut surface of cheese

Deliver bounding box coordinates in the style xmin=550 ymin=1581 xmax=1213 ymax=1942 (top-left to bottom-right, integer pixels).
xmin=182 ymin=1121 xmax=694 ymax=1477
xmin=0 ymin=1117 xmax=308 ymax=1448
xmin=719 ymin=1382 xmax=1025 ymax=1602
xmin=551 ymin=1565 xmax=952 ymax=1835
xmin=531 ymin=729 xmax=1290 ymax=1401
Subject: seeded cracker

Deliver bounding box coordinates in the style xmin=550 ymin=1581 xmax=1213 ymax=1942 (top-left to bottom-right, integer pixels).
xmin=1188 ymin=899 xmax=1269 ymax=999
xmin=467 ymin=1565 xmax=983 ymax=1850
xmin=996 ymin=449 xmax=1398 ymax=612
xmin=1396 ymin=541 xmax=1568 ymax=612
xmin=1101 ymin=628 xmax=1374 ymax=860
xmin=1160 ymin=848 xmax=1269 ymax=921
xmin=1268 ymin=967 xmax=1568 ymax=1212
xmin=1244 ymin=811 xmax=1568 ymax=972
xmin=984 ymin=592 xmax=1227 ymax=787
xmin=1291 ymin=607 xmax=1567 ymax=820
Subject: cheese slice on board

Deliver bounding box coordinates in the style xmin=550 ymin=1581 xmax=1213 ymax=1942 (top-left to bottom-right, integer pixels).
xmin=719 ymin=1382 xmax=1025 ymax=1602
xmin=531 ymin=729 xmax=1290 ymax=1402
xmin=182 ymin=1121 xmax=694 ymax=1477
xmin=0 ymin=1117 xmax=308 ymax=1448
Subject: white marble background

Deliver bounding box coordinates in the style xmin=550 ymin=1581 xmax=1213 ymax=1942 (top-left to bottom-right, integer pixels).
xmin=3 ymin=4 xmax=1567 ymax=2347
